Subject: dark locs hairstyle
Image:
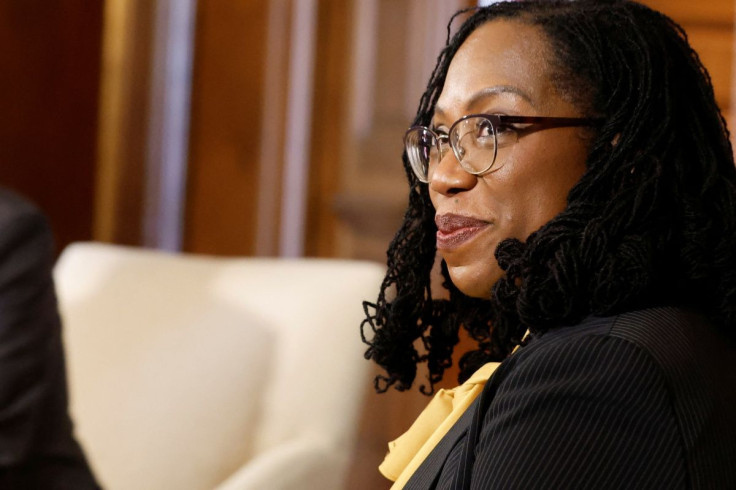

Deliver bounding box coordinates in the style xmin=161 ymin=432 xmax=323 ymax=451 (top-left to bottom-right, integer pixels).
xmin=361 ymin=0 xmax=736 ymax=394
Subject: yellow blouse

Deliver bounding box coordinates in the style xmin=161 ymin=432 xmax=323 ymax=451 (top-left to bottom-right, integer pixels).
xmin=378 ymin=362 xmax=502 ymax=489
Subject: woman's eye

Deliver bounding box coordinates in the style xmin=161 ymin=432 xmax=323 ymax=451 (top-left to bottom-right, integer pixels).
xmin=478 ymin=126 xmax=493 ymax=138
xmin=475 ymin=121 xmax=494 ymax=138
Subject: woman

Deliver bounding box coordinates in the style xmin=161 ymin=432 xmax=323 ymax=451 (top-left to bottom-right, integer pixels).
xmin=362 ymin=1 xmax=736 ymax=488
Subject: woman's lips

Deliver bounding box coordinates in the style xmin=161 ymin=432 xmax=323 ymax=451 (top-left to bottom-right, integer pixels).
xmin=435 ymin=213 xmax=491 ymax=250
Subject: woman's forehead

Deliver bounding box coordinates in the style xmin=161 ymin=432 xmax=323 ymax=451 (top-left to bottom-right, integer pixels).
xmin=435 ymin=19 xmax=560 ymax=118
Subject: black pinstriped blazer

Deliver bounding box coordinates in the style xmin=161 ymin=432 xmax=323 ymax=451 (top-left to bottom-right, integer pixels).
xmin=0 ymin=188 xmax=99 ymax=488
xmin=405 ymin=307 xmax=736 ymax=489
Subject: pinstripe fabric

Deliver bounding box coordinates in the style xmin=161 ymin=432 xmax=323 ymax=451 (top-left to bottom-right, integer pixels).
xmin=405 ymin=307 xmax=736 ymax=489
xmin=404 ymin=399 xmax=478 ymax=490
xmin=611 ymin=309 xmax=736 ymax=488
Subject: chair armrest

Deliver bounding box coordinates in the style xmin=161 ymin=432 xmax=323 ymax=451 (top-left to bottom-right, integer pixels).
xmin=214 ymin=437 xmax=347 ymax=490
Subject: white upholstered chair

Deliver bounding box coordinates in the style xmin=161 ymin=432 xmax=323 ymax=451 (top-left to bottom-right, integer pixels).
xmin=53 ymin=242 xmax=385 ymax=490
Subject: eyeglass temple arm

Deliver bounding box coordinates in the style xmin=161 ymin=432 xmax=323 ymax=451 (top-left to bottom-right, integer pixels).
xmin=501 ymin=115 xmax=601 ymax=127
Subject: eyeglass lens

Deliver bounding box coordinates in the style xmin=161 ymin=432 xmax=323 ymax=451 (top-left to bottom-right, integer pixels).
xmin=405 ymin=116 xmax=506 ymax=182
xmin=453 ymin=117 xmax=498 ymax=173
xmin=405 ymin=128 xmax=438 ymax=183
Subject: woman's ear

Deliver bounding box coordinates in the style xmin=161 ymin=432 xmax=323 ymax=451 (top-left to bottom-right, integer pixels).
xmin=611 ymin=133 xmax=621 ymax=147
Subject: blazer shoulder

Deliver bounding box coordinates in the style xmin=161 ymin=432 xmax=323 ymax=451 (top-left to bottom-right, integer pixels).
xmin=470 ymin=325 xmax=687 ymax=489
xmin=0 ymin=188 xmax=45 ymax=229
xmin=520 ymin=307 xmax=714 ymax=366
xmin=610 ymin=307 xmax=702 ymax=348
xmin=0 ymin=188 xmax=50 ymax=251
xmin=513 ymin=307 xmax=736 ymax=488
xmin=608 ymin=307 xmax=735 ymax=394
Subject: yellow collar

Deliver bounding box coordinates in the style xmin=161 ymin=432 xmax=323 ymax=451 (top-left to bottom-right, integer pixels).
xmin=378 ymin=362 xmax=501 ymax=489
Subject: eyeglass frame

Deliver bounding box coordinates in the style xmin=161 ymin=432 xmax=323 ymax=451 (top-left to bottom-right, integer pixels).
xmin=404 ymin=113 xmax=601 ymax=183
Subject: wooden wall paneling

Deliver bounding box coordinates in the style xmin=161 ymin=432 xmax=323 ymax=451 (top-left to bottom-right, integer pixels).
xmin=0 ymin=1 xmax=104 ymax=253
xmin=276 ymin=0 xmax=320 ymax=257
xmin=687 ymin=25 xmax=734 ymax=114
xmin=254 ymin=0 xmax=292 ymax=257
xmin=183 ymin=0 xmax=270 ymax=256
xmin=304 ymin=0 xmax=354 ymax=258
xmin=335 ymin=0 xmax=429 ymax=262
xmin=142 ymin=0 xmax=198 ymax=251
xmin=335 ymin=0 xmax=469 ymax=262
xmin=641 ymin=0 xmax=734 ymax=117
xmin=95 ymin=0 xmax=155 ymax=246
xmin=642 ymin=0 xmax=733 ymax=27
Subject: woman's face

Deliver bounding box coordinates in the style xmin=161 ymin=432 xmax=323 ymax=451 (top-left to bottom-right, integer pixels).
xmin=430 ymin=19 xmax=592 ymax=298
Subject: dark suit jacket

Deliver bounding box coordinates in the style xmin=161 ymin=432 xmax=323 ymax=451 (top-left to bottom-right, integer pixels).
xmin=0 ymin=189 xmax=99 ymax=489
xmin=406 ymin=307 xmax=736 ymax=489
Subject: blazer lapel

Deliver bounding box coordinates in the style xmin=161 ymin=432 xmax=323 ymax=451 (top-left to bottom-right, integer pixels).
xmin=403 ymin=398 xmax=479 ymax=490
xmin=453 ymin=357 xmax=517 ymax=489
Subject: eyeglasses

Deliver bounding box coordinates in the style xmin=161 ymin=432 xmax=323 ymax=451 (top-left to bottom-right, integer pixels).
xmin=404 ymin=114 xmax=600 ymax=183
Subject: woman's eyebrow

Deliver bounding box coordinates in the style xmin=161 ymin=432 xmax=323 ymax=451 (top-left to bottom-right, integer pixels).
xmin=434 ymin=85 xmax=535 ymax=119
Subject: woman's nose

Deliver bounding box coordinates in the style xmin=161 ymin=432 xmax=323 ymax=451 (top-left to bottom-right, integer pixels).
xmin=429 ymin=147 xmax=477 ymax=196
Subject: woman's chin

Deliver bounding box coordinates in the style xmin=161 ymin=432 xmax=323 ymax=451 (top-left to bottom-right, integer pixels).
xmin=446 ymin=261 xmax=502 ymax=299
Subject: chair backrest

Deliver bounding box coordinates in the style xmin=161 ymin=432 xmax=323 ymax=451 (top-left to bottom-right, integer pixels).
xmin=54 ymin=242 xmax=385 ymax=490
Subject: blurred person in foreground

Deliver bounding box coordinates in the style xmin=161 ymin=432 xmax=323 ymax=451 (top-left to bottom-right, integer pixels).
xmin=362 ymin=1 xmax=736 ymax=488
xmin=0 ymin=187 xmax=99 ymax=488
